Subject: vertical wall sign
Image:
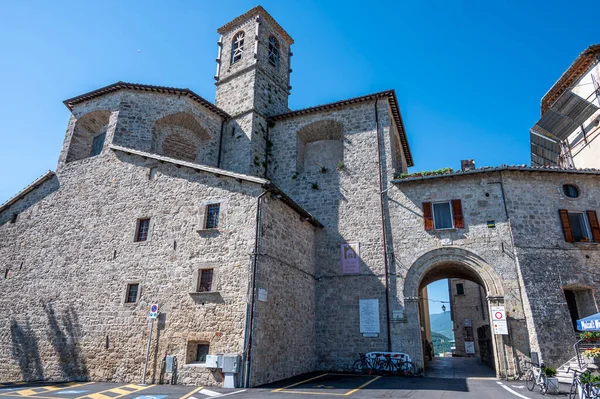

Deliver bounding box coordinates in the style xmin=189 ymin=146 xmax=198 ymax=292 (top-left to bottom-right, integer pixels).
xmin=341 ymin=243 xmax=360 ymax=274
xmin=359 ymin=299 xmax=380 ymax=336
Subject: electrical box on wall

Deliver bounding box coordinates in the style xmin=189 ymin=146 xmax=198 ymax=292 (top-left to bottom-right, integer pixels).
xmin=205 ymin=354 xmax=219 ymax=368
xmin=222 ymin=355 xmax=240 ymax=373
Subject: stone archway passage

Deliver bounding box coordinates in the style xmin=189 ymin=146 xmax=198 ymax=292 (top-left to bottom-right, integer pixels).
xmin=400 ymin=247 xmax=507 ymax=378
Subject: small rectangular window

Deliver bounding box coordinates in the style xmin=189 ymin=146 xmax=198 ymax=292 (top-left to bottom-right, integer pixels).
xmin=10 ymin=213 xmax=18 ymax=224
xmin=126 ymin=283 xmax=139 ymax=303
xmin=456 ymin=283 xmax=464 ymax=295
xmin=90 ymin=132 xmax=106 ymax=157
xmin=198 ymin=269 xmax=214 ymax=292
xmin=205 ymin=204 xmax=220 ymax=229
xmin=135 ymin=218 xmax=150 ymax=242
xmin=433 ymin=202 xmax=453 ymax=229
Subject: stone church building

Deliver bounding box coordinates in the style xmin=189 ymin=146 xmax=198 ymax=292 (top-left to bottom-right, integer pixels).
xmin=1 ymin=6 xmax=600 ymax=388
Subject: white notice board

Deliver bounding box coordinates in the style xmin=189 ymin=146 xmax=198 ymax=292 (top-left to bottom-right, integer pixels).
xmin=359 ymin=299 xmax=380 ymax=334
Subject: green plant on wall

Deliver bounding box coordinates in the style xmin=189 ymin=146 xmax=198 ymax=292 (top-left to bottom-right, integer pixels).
xmin=336 ymin=161 xmax=345 ymax=171
xmin=292 ymin=171 xmax=299 ymax=180
xmin=311 ymin=182 xmax=320 ymax=190
xmin=394 ymin=167 xmax=454 ymax=180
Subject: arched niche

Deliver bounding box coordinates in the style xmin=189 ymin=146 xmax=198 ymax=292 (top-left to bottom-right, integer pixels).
xmin=152 ymin=112 xmax=210 ymax=163
xmin=66 ymin=110 xmax=111 ymax=163
xmin=296 ymin=120 xmax=344 ymax=173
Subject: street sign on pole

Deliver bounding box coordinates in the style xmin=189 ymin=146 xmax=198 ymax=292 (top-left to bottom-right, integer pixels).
xmin=492 ymin=305 xmax=508 ymax=335
xmin=142 ymin=304 xmax=159 ymax=384
xmin=148 ymin=304 xmax=159 ymax=319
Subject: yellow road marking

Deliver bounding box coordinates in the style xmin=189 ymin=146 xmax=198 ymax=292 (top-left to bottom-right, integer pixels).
xmin=0 ymin=382 xmax=93 ymax=397
xmin=272 ymin=374 xmax=330 ymax=393
xmin=178 ymin=386 xmax=204 ymax=399
xmin=344 ymin=375 xmax=381 ymax=396
xmin=74 ymin=384 xmax=153 ymax=399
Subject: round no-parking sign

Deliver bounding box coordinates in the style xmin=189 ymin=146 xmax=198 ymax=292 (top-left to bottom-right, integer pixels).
xmin=148 ymin=304 xmax=159 ymax=319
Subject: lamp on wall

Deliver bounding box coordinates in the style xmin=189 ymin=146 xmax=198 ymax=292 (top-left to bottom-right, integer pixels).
xmin=442 ymin=305 xmax=446 ymax=313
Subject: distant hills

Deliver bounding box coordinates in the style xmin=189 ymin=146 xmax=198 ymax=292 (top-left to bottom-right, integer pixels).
xmin=431 ymin=331 xmax=454 ymax=355
xmin=429 ymin=311 xmax=454 ymax=340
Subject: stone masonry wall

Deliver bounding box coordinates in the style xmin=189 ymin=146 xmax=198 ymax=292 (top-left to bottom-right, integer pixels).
xmin=267 ymin=99 xmax=403 ymax=370
xmin=388 ymin=172 xmax=530 ymax=375
xmin=250 ymin=194 xmax=317 ymax=386
xmin=0 ymin=147 xmax=262 ymax=386
xmin=502 ymin=171 xmax=600 ymax=367
xmin=450 ymin=278 xmax=489 ymax=357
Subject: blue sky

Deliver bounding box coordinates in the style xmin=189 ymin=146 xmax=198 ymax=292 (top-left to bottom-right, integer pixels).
xmin=426 ymin=280 xmax=451 ymax=315
xmin=0 ymin=0 xmax=598 ymax=203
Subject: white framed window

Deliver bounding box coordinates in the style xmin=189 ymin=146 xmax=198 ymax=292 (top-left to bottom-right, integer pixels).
xmin=432 ymin=201 xmax=453 ymax=230
xmin=568 ymin=212 xmax=592 ymax=242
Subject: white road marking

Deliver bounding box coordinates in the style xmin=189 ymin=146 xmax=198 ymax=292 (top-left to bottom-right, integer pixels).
xmin=497 ymin=381 xmax=530 ymax=399
xmin=214 ymin=392 xmax=246 ymax=397
xmin=511 ymin=385 xmax=525 ymax=389
xmin=199 ymin=390 xmax=220 ymax=397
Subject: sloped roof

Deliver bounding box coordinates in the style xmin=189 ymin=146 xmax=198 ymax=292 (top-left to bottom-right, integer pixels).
xmin=270 ymin=90 xmax=414 ymax=167
xmin=63 ymin=82 xmax=230 ymax=119
xmin=0 ymin=171 xmax=55 ymax=214
xmin=392 ymin=165 xmax=600 ymax=184
xmin=217 ymin=5 xmax=294 ymax=44
xmin=541 ymin=44 xmax=600 ymax=115
xmin=110 ymin=145 xmax=322 ymax=227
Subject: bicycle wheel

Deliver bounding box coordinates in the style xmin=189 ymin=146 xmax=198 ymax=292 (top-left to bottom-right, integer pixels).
xmin=540 ymin=374 xmax=548 ymax=395
xmin=352 ymin=359 xmax=366 ymax=374
xmin=400 ymin=361 xmax=416 ymax=376
xmin=569 ymin=380 xmax=578 ymax=399
xmin=525 ymin=370 xmax=535 ymax=391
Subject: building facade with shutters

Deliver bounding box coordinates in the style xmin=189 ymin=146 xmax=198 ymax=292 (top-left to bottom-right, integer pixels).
xmin=1 ymin=5 xmax=600 ymax=388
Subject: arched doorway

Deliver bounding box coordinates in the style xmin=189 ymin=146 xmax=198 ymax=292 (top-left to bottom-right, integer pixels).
xmin=401 ymin=248 xmax=512 ymax=378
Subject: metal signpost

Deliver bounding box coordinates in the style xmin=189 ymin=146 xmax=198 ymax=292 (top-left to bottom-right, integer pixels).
xmin=142 ymin=304 xmax=159 ymax=385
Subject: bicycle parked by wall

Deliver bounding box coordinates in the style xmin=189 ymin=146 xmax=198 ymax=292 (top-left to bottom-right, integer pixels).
xmin=352 ymin=353 xmax=380 ymax=375
xmin=525 ymin=361 xmax=548 ymax=395
xmin=569 ymin=368 xmax=600 ymax=399
xmin=352 ymin=352 xmax=416 ymax=376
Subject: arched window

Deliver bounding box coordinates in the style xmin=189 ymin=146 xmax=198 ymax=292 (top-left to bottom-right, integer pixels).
xmin=231 ymin=31 xmax=245 ymax=64
xmin=268 ymin=36 xmax=279 ymax=69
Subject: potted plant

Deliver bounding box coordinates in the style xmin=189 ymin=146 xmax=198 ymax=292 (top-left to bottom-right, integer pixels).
xmin=543 ymin=366 xmax=559 ymax=394
xmin=580 ymin=331 xmax=600 ymax=342
xmin=580 ymin=236 xmax=590 ymax=243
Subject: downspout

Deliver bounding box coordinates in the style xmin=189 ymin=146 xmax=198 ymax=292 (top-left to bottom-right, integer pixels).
xmin=263 ymin=121 xmax=270 ymax=179
xmin=217 ymin=119 xmax=225 ymax=168
xmin=242 ymin=190 xmax=268 ymax=388
xmin=374 ymin=99 xmax=392 ymax=352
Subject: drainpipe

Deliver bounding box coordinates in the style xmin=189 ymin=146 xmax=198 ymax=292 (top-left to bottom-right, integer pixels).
xmin=242 ymin=190 xmax=268 ymax=388
xmin=374 ymin=99 xmax=392 ymax=352
xmin=217 ymin=119 xmax=225 ymax=168
xmin=263 ymin=121 xmax=270 ymax=179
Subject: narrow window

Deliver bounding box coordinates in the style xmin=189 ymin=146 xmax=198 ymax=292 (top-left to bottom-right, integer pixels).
xmin=432 ymin=202 xmax=453 ymax=229
xmin=10 ymin=213 xmax=18 ymax=224
xmin=196 ymin=343 xmax=210 ymax=363
xmin=231 ymin=31 xmax=245 ymax=64
xmin=563 ymin=184 xmax=580 ymax=198
xmin=268 ymin=36 xmax=279 ymax=69
xmin=126 ymin=283 xmax=139 ymax=303
xmin=564 ymin=289 xmax=580 ymax=331
xmin=456 ymin=283 xmax=464 ymax=295
xmin=205 ymin=204 xmax=220 ymax=229
xmin=135 ymin=218 xmax=151 ymax=242
xmin=90 ymin=132 xmax=106 ymax=157
xmin=198 ymin=269 xmax=214 ymax=292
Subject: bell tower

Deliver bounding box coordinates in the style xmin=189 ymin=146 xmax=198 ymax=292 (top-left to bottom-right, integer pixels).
xmin=215 ymin=6 xmax=293 ymax=176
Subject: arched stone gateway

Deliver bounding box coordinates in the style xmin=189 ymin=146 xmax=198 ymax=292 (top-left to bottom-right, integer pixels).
xmin=398 ymin=247 xmax=523 ymax=378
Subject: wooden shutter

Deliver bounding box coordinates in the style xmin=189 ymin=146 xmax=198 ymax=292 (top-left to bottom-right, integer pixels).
xmin=559 ymin=209 xmax=574 ymax=243
xmin=423 ymin=202 xmax=433 ymax=231
xmin=451 ymin=199 xmax=464 ymax=228
xmin=586 ymin=210 xmax=600 ymax=243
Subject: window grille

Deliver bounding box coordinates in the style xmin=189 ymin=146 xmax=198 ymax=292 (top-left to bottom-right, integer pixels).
xmin=456 ymin=283 xmax=464 ymax=295
xmin=268 ymin=36 xmax=279 ymax=68
xmin=231 ymin=31 xmax=245 ymax=64
xmin=126 ymin=283 xmax=139 ymax=303
xmin=205 ymin=204 xmax=220 ymax=229
xmin=198 ymin=269 xmax=214 ymax=292
xmin=136 ymin=218 xmax=150 ymax=242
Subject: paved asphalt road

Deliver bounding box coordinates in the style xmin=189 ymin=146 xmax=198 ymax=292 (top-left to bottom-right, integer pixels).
xmin=0 ymin=374 xmax=571 ymax=399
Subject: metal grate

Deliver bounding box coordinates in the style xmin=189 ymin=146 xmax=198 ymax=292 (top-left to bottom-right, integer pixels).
xmin=136 ymin=218 xmax=150 ymax=242
xmin=205 ymin=204 xmax=220 ymax=229
xmin=198 ymin=269 xmax=213 ymax=292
